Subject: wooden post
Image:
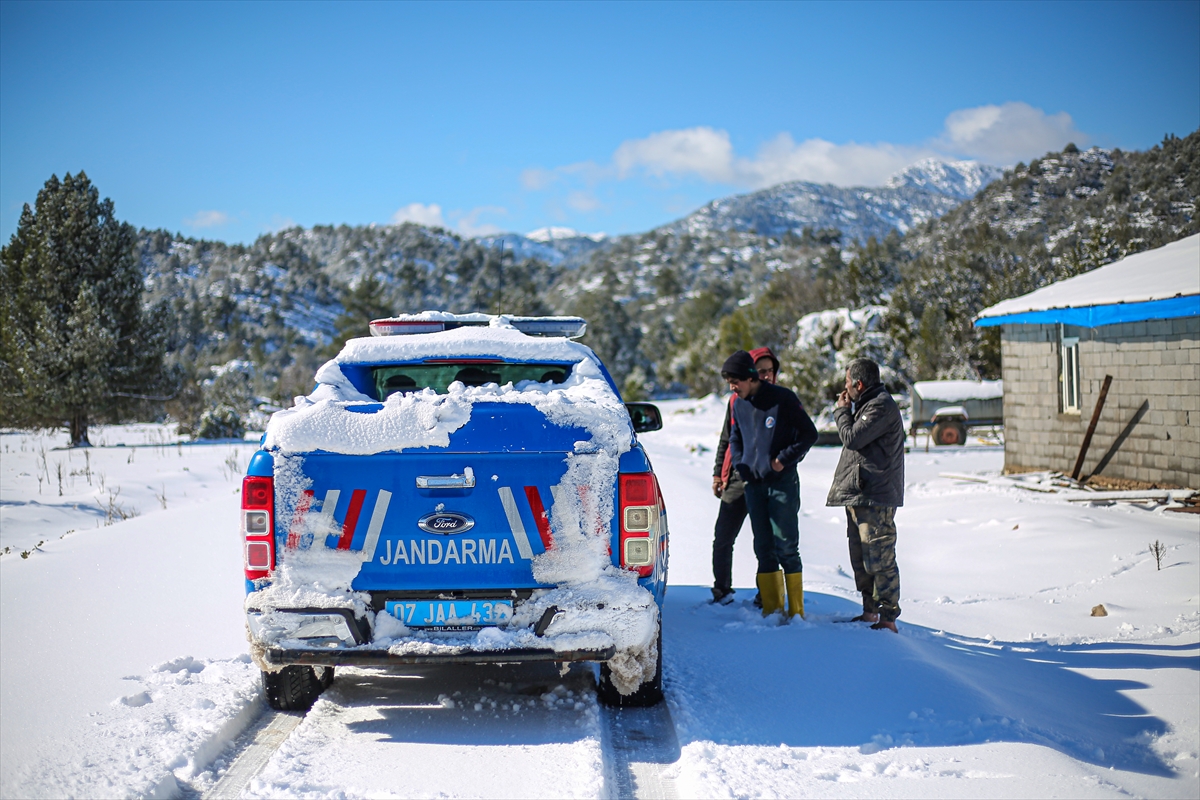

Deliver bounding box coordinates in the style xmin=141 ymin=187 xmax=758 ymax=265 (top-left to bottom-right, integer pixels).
xmin=1072 ymin=374 xmax=1113 ymax=481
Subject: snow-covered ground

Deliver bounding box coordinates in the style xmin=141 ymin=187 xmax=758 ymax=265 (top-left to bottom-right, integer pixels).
xmin=1 ymin=398 xmax=1197 ymax=798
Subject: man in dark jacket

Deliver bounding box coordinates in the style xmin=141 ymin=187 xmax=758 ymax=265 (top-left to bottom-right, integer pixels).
xmin=710 ymin=347 xmax=779 ymax=605
xmin=826 ymin=358 xmax=905 ymax=632
xmin=724 ymin=350 xmax=818 ymax=618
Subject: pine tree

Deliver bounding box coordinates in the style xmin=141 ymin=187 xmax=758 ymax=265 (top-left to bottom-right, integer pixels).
xmin=0 ymin=173 xmax=170 ymax=445
xmin=569 ymin=268 xmax=645 ymax=394
xmin=323 ymin=274 xmax=396 ymax=357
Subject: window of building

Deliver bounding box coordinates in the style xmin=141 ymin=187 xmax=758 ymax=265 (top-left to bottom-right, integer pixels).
xmin=1059 ymin=325 xmax=1081 ymax=413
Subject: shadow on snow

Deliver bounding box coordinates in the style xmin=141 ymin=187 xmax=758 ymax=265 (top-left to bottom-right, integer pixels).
xmin=664 ymin=586 xmax=1193 ymax=777
xmin=289 ymin=586 xmax=1191 ymax=779
xmin=334 ymin=660 xmax=602 ymax=747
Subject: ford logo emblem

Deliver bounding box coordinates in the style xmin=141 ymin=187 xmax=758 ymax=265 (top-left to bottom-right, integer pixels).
xmin=417 ymin=511 xmax=475 ymax=535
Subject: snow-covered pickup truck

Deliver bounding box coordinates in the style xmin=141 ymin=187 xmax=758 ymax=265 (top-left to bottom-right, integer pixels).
xmin=241 ymin=313 xmax=669 ymax=710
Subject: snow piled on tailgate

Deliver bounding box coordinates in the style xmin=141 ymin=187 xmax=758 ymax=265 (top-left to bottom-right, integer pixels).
xmin=252 ymin=323 xmax=660 ymax=693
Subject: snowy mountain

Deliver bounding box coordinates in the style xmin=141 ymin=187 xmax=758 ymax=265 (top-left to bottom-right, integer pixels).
xmin=884 ymin=158 xmax=1004 ymax=198
xmin=477 ymin=227 xmax=607 ymax=267
xmin=524 ymin=226 xmax=606 ymax=243
xmin=659 ymin=159 xmax=1002 ymax=244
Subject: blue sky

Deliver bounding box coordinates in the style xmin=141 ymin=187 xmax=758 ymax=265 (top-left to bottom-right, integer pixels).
xmin=2 ymin=0 xmax=1197 ymax=245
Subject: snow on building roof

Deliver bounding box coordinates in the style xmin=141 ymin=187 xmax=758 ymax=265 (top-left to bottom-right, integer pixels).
xmin=976 ymin=233 xmax=1200 ymax=328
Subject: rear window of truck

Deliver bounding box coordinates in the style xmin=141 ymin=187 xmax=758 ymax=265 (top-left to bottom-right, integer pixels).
xmin=372 ymin=362 xmax=573 ymax=399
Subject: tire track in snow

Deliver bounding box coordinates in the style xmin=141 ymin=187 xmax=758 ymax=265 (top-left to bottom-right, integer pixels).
xmin=202 ymin=708 xmax=304 ymax=799
xmin=600 ymin=704 xmax=681 ymax=800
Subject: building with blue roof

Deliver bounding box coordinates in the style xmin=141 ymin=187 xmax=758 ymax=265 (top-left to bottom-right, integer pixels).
xmin=976 ymin=234 xmax=1199 ymax=488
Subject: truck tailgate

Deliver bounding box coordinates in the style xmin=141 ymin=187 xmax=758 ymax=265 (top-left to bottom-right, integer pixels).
xmin=279 ymin=404 xmax=598 ymax=592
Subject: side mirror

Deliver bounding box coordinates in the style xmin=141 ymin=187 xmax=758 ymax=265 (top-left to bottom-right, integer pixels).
xmin=626 ymin=402 xmax=662 ymax=434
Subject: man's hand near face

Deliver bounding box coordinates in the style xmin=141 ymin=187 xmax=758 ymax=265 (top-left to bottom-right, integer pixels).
xmin=836 ymin=389 xmax=851 ymax=409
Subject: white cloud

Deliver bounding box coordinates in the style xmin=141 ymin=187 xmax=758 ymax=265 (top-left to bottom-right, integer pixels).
xmin=523 ymin=160 xmax=614 ymax=192
xmin=523 ymin=103 xmax=1090 ymax=198
xmin=611 ymin=125 xmax=931 ymax=188
xmin=185 ymin=210 xmax=230 ymax=228
xmin=736 ymin=133 xmax=930 ymax=188
xmin=391 ymin=202 xmax=447 ymax=228
xmin=614 ymin=127 xmax=737 ymax=182
xmin=266 ymin=215 xmax=296 ymax=233
xmin=520 ymin=167 xmax=557 ymax=190
xmin=390 ymin=202 xmax=506 ymax=237
xmin=453 ymin=206 xmax=506 ymax=238
xmin=938 ymin=102 xmax=1087 ymax=164
xmin=566 ymin=191 xmax=601 ymax=213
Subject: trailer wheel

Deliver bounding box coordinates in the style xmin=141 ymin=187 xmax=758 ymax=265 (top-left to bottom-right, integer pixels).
xmin=932 ymin=421 xmax=967 ymax=446
xmin=598 ymin=626 xmax=663 ymax=707
xmin=262 ymin=665 xmax=329 ymax=711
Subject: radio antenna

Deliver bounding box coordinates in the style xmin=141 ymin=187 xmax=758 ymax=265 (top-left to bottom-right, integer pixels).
xmin=494 ymin=238 xmax=504 ymax=315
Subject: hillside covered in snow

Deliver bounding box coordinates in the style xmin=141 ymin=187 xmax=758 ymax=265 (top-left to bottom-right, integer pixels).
xmin=660 ymin=158 xmax=1003 ymax=242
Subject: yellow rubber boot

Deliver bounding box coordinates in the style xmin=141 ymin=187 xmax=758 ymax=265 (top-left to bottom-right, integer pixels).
xmin=756 ymin=571 xmax=785 ymax=617
xmin=785 ymin=572 xmax=804 ymax=619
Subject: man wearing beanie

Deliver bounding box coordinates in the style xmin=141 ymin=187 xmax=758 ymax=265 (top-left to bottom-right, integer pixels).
xmin=710 ymin=347 xmax=781 ymax=606
xmin=723 ymin=350 xmax=818 ymax=618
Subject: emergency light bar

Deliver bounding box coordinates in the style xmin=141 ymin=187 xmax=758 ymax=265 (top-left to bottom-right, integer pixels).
xmin=369 ymin=313 xmax=587 ymax=339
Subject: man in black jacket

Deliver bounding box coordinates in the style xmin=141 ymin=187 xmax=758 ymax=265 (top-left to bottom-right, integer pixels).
xmin=710 ymin=346 xmax=780 ymax=606
xmin=826 ymin=358 xmax=906 ymax=632
xmin=724 ymin=350 xmax=818 ymax=618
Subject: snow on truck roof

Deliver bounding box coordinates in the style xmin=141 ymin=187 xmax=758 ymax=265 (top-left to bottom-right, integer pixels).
xmin=337 ymin=324 xmax=596 ymax=366
xmin=264 ymin=315 xmax=632 ymax=457
xmin=976 ymin=233 xmax=1200 ymax=328
xmin=367 ymin=312 xmax=587 ymax=341
xmin=912 ymin=380 xmax=1003 ymax=402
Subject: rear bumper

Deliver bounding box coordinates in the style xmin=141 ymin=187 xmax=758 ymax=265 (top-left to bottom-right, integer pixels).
xmin=263 ymin=643 xmax=616 ymax=667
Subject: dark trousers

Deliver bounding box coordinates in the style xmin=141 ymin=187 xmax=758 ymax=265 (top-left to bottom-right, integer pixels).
xmin=846 ymin=506 xmax=901 ymax=622
xmin=711 ymin=494 xmax=748 ymax=593
xmin=743 ymin=470 xmax=802 ymax=574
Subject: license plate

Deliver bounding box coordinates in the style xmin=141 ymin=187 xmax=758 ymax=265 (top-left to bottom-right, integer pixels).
xmin=385 ymin=599 xmax=514 ymax=630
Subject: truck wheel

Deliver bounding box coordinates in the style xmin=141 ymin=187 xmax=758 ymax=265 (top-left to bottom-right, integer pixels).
xmin=262 ymin=665 xmax=329 ymax=711
xmin=598 ymin=626 xmax=663 ymax=707
xmin=932 ymin=421 xmax=966 ymax=446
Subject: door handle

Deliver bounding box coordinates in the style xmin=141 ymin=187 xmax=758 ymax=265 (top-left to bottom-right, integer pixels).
xmin=416 ymin=467 xmax=475 ymax=489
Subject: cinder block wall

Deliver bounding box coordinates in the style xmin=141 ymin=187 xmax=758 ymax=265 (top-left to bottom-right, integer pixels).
xmin=1000 ymin=316 xmax=1199 ymax=488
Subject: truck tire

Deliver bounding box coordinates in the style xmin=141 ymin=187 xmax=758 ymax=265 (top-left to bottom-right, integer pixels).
xmin=262 ymin=665 xmax=331 ymax=711
xmin=598 ymin=626 xmax=663 ymax=707
xmin=932 ymin=421 xmax=967 ymax=446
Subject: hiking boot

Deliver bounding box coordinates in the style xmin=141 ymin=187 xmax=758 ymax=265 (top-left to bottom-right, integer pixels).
xmin=870 ymin=620 xmax=898 ymax=633
xmin=711 ymin=587 xmax=735 ymax=605
xmin=752 ymin=592 xmax=763 ymax=609
xmin=850 ymin=613 xmax=880 ymax=623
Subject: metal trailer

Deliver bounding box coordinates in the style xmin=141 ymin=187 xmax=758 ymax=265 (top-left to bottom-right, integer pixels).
xmin=909 ymin=380 xmax=1003 ymax=446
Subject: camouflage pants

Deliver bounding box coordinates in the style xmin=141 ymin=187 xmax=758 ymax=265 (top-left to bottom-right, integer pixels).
xmin=846 ymin=506 xmax=900 ymax=622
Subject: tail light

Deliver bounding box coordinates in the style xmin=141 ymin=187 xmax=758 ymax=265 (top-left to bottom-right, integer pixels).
xmin=242 ymin=476 xmax=275 ymax=581
xmin=619 ymin=472 xmax=663 ymax=577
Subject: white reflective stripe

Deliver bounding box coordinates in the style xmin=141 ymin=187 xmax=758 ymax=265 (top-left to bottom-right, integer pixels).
xmin=317 ymin=489 xmax=341 ymax=530
xmin=550 ymin=484 xmax=567 ymax=511
xmin=497 ymin=487 xmax=534 ymax=560
xmin=359 ymin=489 xmax=392 ymax=562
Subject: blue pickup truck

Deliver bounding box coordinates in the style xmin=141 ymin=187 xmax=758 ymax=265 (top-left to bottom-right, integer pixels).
xmin=241 ymin=313 xmax=669 ymax=709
